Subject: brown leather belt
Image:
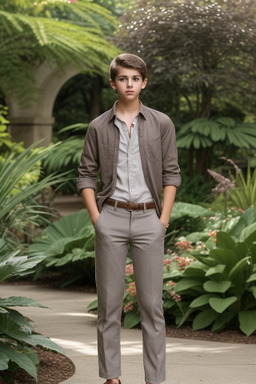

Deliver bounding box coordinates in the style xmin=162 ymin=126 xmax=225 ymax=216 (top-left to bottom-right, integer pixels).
xmin=105 ymin=198 xmax=155 ymax=211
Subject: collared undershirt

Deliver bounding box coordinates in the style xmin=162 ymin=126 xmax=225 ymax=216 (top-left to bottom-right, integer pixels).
xmin=110 ymin=115 xmax=153 ymax=203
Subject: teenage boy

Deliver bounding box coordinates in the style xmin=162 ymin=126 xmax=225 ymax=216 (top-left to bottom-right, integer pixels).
xmin=77 ymin=53 xmax=181 ymax=384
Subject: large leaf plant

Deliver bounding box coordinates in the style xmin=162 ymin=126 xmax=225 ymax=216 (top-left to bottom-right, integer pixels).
xmin=28 ymin=209 xmax=96 ymax=287
xmin=0 ymin=240 xmax=64 ymax=383
xmin=176 ymin=117 xmax=256 ymax=176
xmin=172 ymin=207 xmax=256 ymax=336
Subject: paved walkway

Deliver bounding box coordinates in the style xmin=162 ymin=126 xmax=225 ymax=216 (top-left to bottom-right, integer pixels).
xmin=1 ymin=283 xmax=255 ymax=384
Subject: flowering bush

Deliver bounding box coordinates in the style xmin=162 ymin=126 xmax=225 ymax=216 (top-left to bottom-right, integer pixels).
xmin=122 ymin=264 xmax=140 ymax=328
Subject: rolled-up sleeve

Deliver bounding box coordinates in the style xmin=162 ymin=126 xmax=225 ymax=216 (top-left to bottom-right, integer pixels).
xmin=77 ymin=124 xmax=99 ymax=192
xmin=161 ymin=119 xmax=181 ymax=187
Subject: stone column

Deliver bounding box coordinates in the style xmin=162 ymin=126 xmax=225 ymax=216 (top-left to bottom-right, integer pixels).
xmin=8 ymin=116 xmax=54 ymax=147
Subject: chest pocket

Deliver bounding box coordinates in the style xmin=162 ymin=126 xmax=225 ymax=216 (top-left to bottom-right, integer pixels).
xmin=145 ymin=137 xmax=162 ymax=161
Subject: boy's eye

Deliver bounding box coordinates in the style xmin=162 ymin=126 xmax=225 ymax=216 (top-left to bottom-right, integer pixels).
xmin=119 ymin=77 xmax=126 ymax=81
xmin=133 ymin=77 xmax=140 ymax=81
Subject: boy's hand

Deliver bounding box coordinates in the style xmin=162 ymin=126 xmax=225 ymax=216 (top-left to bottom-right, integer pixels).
xmin=159 ymin=218 xmax=169 ymax=231
xmin=91 ymin=212 xmax=100 ymax=227
xmin=81 ymin=188 xmax=100 ymax=227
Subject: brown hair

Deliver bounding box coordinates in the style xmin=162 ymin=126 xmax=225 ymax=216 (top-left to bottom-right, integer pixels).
xmin=109 ymin=53 xmax=147 ymax=81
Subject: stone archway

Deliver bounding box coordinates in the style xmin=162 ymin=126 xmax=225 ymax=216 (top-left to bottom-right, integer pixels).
xmin=7 ymin=62 xmax=80 ymax=147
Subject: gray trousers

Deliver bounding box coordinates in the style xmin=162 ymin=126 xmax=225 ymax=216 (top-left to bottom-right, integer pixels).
xmin=95 ymin=203 xmax=166 ymax=384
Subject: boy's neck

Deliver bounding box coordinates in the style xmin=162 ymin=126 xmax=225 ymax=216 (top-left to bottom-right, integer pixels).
xmin=116 ymin=99 xmax=140 ymax=116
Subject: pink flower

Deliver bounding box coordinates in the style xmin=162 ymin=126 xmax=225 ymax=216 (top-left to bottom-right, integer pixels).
xmin=208 ymin=230 xmax=218 ymax=238
xmin=173 ymin=255 xmax=194 ymax=270
xmin=123 ymin=302 xmax=134 ymax=313
xmin=125 ymin=264 xmax=134 ymax=275
xmin=168 ymin=281 xmax=176 ymax=288
xmin=167 ymin=281 xmax=181 ymax=302
xmin=175 ymin=241 xmax=193 ymax=250
xmin=170 ymin=291 xmax=181 ymax=302
xmin=126 ymin=282 xmax=136 ymax=296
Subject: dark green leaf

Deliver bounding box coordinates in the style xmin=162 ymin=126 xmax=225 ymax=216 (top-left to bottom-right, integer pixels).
xmin=203 ymin=280 xmax=231 ymax=293
xmin=123 ymin=311 xmax=141 ymax=329
xmin=193 ymin=309 xmax=218 ymax=330
xmin=209 ymin=297 xmax=237 ymax=313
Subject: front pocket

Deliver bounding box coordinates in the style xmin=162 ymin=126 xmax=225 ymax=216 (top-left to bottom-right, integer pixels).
xmin=94 ymin=210 xmax=103 ymax=230
xmin=152 ymin=211 xmax=166 ymax=234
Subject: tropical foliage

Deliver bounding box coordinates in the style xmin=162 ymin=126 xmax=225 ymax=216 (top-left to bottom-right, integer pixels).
xmin=229 ymin=167 xmax=256 ymax=211
xmin=172 ymin=209 xmax=256 ymax=336
xmin=0 ymin=0 xmax=120 ymax=103
xmin=208 ymin=157 xmax=256 ymax=212
xmin=42 ymin=123 xmax=88 ymax=192
xmin=0 ymin=240 xmax=64 ymax=383
xmin=0 ymin=137 xmax=69 ymax=381
xmin=27 ymin=210 xmax=96 ymax=287
xmin=0 ymin=141 xmax=66 ymax=250
xmin=176 ymin=117 xmax=256 ymax=176
xmin=0 ymin=105 xmax=25 ymax=159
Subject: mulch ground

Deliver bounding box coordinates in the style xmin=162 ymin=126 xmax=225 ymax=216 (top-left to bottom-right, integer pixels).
xmin=0 ymin=346 xmax=75 ymax=384
xmin=2 ymin=277 xmax=256 ymax=383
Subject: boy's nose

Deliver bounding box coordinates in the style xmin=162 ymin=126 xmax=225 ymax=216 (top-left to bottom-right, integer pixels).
xmin=127 ymin=79 xmax=133 ymax=88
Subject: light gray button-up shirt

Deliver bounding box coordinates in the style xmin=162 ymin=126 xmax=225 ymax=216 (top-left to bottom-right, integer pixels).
xmin=111 ymin=115 xmax=153 ymax=203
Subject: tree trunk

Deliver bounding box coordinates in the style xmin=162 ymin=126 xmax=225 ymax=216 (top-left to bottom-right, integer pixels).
xmin=196 ymin=147 xmax=211 ymax=176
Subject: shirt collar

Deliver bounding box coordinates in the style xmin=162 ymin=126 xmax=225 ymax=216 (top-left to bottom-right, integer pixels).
xmin=108 ymin=100 xmax=147 ymax=122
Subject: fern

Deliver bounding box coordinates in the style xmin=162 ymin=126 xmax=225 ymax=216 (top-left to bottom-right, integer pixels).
xmin=0 ymin=0 xmax=121 ymax=102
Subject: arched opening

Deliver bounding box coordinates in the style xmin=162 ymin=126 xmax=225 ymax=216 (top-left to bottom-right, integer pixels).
xmin=52 ymin=73 xmax=116 ymax=140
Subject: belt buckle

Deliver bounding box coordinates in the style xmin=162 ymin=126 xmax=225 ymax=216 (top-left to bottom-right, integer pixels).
xmin=125 ymin=202 xmax=134 ymax=211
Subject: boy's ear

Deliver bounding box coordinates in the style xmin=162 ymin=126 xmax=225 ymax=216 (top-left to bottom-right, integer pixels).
xmin=109 ymin=79 xmax=116 ymax=90
xmin=141 ymin=78 xmax=148 ymax=89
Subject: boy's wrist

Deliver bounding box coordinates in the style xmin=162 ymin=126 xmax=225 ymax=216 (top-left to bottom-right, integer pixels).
xmin=91 ymin=212 xmax=100 ymax=227
xmin=159 ymin=217 xmax=169 ymax=230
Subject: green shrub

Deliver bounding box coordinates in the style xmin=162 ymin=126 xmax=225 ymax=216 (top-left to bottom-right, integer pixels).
xmin=0 ymin=240 xmax=64 ymax=383
xmin=228 ymin=166 xmax=256 ymax=210
xmin=0 ymin=105 xmax=26 ymax=160
xmin=208 ymin=157 xmax=256 ymax=212
xmin=0 ymin=142 xmax=65 ymax=250
xmin=28 ymin=210 xmax=96 ymax=287
xmin=172 ymin=209 xmax=256 ymax=336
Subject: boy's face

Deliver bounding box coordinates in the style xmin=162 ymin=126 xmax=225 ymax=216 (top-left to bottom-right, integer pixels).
xmin=110 ymin=67 xmax=147 ymax=102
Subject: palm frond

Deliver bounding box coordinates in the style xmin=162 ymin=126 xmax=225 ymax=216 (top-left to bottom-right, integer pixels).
xmin=0 ymin=1 xmax=121 ymax=101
